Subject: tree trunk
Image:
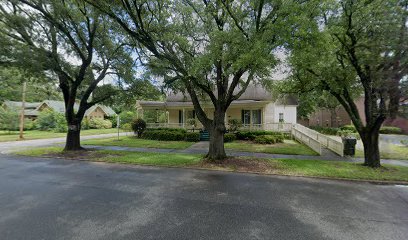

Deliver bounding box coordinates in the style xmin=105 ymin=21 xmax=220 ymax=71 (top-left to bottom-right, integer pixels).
xmin=360 ymin=130 xmax=381 ymax=168
xmin=64 ymin=122 xmax=83 ymax=151
xmin=206 ymin=108 xmax=227 ymax=161
xmin=207 ymin=127 xmax=226 ymax=161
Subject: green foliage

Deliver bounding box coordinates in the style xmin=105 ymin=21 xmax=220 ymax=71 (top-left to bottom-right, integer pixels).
xmin=81 ymin=119 xmax=90 ymax=130
xmin=89 ymin=118 xmax=113 ymax=129
xmin=119 ymin=111 xmax=136 ymax=125
xmin=340 ymin=125 xmax=357 ymax=132
xmin=184 ymin=132 xmax=200 ymax=142
xmin=254 ymin=135 xmax=284 ymax=144
xmin=106 ymin=115 xmax=118 ymax=128
xmin=379 ymin=127 xmax=403 ymax=135
xmin=228 ymin=119 xmax=242 ymax=132
xmin=186 ymin=118 xmax=196 ymax=127
xmin=224 ymin=133 xmax=236 ymax=143
xmin=0 ymin=107 xmax=19 ymax=131
xmin=35 ymin=110 xmax=67 ymax=132
xmin=131 ymin=118 xmax=147 ymax=137
xmin=142 ymin=129 xmax=185 ymax=141
xmin=236 ymin=131 xmax=290 ymax=141
xmin=310 ymin=126 xmax=339 ymax=135
xmin=121 ymin=123 xmax=132 ymax=131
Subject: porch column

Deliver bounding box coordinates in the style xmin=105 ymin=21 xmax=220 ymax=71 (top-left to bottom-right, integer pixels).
xmin=182 ymin=108 xmax=185 ymax=129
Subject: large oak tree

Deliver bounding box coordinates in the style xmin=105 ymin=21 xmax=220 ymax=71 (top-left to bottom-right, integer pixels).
xmin=90 ymin=0 xmax=311 ymax=161
xmin=286 ymin=0 xmax=407 ymax=167
xmin=0 ymin=0 xmax=134 ymax=150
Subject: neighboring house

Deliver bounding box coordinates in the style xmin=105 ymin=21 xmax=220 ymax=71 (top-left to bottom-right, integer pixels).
xmin=302 ymin=97 xmax=408 ymax=134
xmin=304 ymin=97 xmax=365 ymax=128
xmin=2 ymin=100 xmax=116 ymax=120
xmin=136 ymin=84 xmax=298 ymax=130
xmin=36 ymin=100 xmax=116 ymax=120
xmin=2 ymin=101 xmax=41 ymax=120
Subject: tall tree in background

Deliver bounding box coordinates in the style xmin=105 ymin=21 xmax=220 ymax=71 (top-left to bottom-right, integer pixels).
xmin=0 ymin=0 xmax=134 ymax=150
xmin=286 ymin=0 xmax=407 ymax=167
xmin=0 ymin=67 xmax=61 ymax=102
xmin=90 ymin=0 xmax=309 ymax=161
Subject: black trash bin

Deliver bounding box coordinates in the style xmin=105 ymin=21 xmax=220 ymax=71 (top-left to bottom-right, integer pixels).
xmin=343 ymin=137 xmax=357 ymax=156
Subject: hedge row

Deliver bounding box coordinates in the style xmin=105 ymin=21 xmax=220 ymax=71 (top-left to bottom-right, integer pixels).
xmin=142 ymin=129 xmax=199 ymax=142
xmin=314 ymin=125 xmax=404 ymax=135
xmin=236 ymin=130 xmax=290 ymax=141
xmin=254 ymin=135 xmax=284 ymax=144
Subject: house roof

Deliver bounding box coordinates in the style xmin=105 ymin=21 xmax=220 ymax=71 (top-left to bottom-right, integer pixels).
xmin=38 ymin=100 xmax=116 ymax=116
xmin=166 ymin=84 xmax=274 ymax=102
xmin=2 ymin=101 xmax=41 ymax=110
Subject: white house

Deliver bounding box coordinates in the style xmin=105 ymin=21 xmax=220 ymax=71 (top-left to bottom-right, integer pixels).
xmin=136 ymin=84 xmax=297 ymax=131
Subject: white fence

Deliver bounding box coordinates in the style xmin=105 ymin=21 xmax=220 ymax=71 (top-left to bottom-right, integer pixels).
xmin=291 ymin=127 xmax=322 ymax=155
xmin=292 ymin=124 xmax=344 ymax=156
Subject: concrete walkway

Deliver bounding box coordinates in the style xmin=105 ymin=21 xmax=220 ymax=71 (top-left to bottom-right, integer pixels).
xmin=86 ymin=141 xmax=408 ymax=167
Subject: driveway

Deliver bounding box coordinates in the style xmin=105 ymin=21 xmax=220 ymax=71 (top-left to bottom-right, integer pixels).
xmin=0 ymin=154 xmax=407 ymax=240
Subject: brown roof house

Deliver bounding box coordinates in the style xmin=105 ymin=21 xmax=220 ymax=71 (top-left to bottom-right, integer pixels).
xmin=2 ymin=100 xmax=116 ymax=120
xmin=136 ymin=84 xmax=298 ymax=131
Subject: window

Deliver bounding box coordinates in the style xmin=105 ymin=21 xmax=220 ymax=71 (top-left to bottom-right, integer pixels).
xmin=241 ymin=110 xmax=251 ymax=125
xmin=279 ymin=113 xmax=284 ymax=122
xmin=178 ymin=110 xmax=184 ymax=124
xmin=252 ymin=110 xmax=262 ymax=124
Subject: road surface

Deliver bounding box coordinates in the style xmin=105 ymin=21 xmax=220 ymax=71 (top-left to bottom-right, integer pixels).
xmin=0 ymin=154 xmax=407 ymax=240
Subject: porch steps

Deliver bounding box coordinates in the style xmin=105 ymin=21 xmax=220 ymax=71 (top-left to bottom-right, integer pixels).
xmin=199 ymin=130 xmax=210 ymax=141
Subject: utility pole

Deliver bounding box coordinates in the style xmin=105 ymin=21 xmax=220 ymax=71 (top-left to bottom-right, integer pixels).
xmin=19 ymin=81 xmax=27 ymax=140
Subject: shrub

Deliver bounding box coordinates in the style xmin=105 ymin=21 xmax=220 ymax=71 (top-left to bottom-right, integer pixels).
xmin=228 ymin=119 xmax=242 ymax=132
xmin=340 ymin=125 xmax=357 ymax=132
xmin=253 ymin=135 xmax=283 ymax=144
xmin=236 ymin=130 xmax=290 ymax=140
xmin=131 ymin=118 xmax=147 ymax=137
xmin=154 ymin=127 xmax=187 ymax=133
xmin=119 ymin=111 xmax=136 ymax=125
xmin=224 ymin=133 xmax=236 ymax=142
xmin=106 ymin=115 xmax=118 ymax=128
xmin=24 ymin=119 xmax=36 ymax=131
xmin=121 ymin=123 xmax=132 ymax=131
xmin=36 ymin=110 xmax=58 ymax=130
xmin=337 ymin=129 xmax=360 ymax=139
xmin=142 ymin=129 xmax=185 ymax=141
xmin=89 ymin=118 xmax=113 ymax=129
xmin=82 ymin=118 xmax=90 ymax=130
xmin=379 ymin=126 xmax=403 ymax=134
xmin=310 ymin=126 xmax=339 ymax=135
xmin=54 ymin=113 xmax=67 ymax=132
xmin=185 ymin=132 xmax=200 ymax=142
xmin=0 ymin=107 xmax=19 ymax=131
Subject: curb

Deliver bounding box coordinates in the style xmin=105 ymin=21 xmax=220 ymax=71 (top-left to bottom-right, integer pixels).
xmin=12 ymin=154 xmax=408 ymax=186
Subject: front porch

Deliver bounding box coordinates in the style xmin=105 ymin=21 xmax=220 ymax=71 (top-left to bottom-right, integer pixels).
xmin=136 ymin=100 xmax=292 ymax=132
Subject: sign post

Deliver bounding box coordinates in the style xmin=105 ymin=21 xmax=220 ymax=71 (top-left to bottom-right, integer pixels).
xmin=117 ymin=115 xmax=120 ymax=141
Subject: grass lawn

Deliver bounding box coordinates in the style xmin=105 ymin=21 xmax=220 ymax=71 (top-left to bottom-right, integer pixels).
xmin=15 ymin=147 xmax=202 ymax=166
xmin=0 ymin=129 xmax=122 ymax=142
xmin=355 ymin=145 xmax=408 ymax=160
xmin=14 ymin=147 xmax=408 ymax=182
xmin=82 ymin=136 xmax=195 ymax=149
xmin=225 ymin=140 xmax=318 ymax=156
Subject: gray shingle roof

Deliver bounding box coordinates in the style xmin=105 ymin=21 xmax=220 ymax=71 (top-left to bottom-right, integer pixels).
xmin=39 ymin=100 xmax=116 ymax=116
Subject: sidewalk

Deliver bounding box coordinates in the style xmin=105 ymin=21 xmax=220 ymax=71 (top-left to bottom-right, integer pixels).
xmin=86 ymin=141 xmax=408 ymax=167
xmin=0 ymin=132 xmax=132 ymax=154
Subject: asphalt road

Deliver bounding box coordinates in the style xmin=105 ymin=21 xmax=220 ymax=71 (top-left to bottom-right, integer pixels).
xmin=0 ymin=154 xmax=407 ymax=240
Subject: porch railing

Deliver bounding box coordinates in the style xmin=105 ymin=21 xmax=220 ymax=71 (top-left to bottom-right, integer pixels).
xmin=146 ymin=122 xmax=293 ymax=132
